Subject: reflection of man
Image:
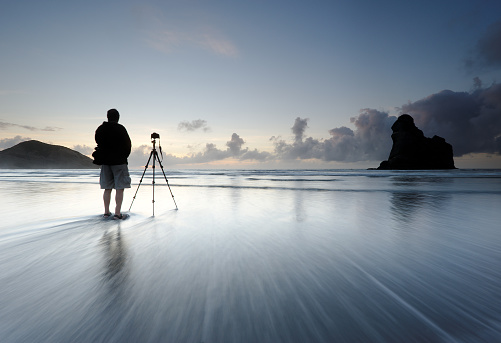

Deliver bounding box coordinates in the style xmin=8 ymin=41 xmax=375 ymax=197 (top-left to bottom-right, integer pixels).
xmin=94 ymin=109 xmax=132 ymax=219
xmin=101 ymin=228 xmax=127 ymax=280
xmin=100 ymin=227 xmax=129 ymax=301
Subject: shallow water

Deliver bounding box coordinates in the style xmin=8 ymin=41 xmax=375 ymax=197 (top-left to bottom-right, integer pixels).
xmin=0 ymin=169 xmax=500 ymax=342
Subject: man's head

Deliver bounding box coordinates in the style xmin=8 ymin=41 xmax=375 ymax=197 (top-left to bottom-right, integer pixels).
xmin=107 ymin=109 xmax=120 ymax=122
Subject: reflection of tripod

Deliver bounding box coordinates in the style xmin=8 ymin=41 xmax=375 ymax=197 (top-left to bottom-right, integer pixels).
xmin=129 ymin=136 xmax=178 ymax=216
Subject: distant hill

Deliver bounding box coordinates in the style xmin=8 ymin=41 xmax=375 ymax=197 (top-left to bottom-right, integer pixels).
xmin=0 ymin=140 xmax=98 ymax=169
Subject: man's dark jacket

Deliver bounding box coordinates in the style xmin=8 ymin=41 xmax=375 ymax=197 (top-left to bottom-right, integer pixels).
xmin=93 ymin=121 xmax=131 ymax=165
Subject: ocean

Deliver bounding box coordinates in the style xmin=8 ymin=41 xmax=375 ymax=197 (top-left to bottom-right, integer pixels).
xmin=0 ymin=169 xmax=500 ymax=342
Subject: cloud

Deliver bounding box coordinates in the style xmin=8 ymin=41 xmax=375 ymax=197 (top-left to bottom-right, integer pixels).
xmin=0 ymin=121 xmax=61 ymax=132
xmin=73 ymin=144 xmax=94 ymax=156
xmin=349 ymin=109 xmax=396 ymax=160
xmin=400 ymin=82 xmax=501 ymax=156
xmin=226 ymin=133 xmax=245 ymax=155
xmin=136 ymin=5 xmax=238 ymax=57
xmin=475 ymin=21 xmax=501 ymax=68
xmin=199 ymin=31 xmax=238 ymax=57
xmin=292 ymin=117 xmax=309 ymax=143
xmin=147 ymin=30 xmax=183 ymax=54
xmin=466 ymin=20 xmax=501 ymax=70
xmin=280 ymin=82 xmax=501 ymax=162
xmin=128 ymin=144 xmax=152 ymax=168
xmin=295 ymin=82 xmax=501 ymax=161
xmin=178 ymin=119 xmax=210 ymax=132
xmin=0 ymin=136 xmax=31 ymax=150
xmin=240 ymin=149 xmax=271 ymax=162
xmin=128 ymin=132 xmax=271 ymax=167
xmin=133 ymin=4 xmax=241 ymax=62
xmin=147 ymin=28 xmax=238 ymax=57
xmin=128 ymin=82 xmax=501 ymax=167
xmin=184 ymin=133 xmax=271 ymax=163
xmin=273 ymin=111 xmax=395 ymax=162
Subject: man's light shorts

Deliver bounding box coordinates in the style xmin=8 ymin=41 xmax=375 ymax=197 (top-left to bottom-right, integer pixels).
xmin=100 ymin=164 xmax=131 ymax=189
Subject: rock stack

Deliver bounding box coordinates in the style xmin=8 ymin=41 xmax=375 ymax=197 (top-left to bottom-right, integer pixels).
xmin=377 ymin=114 xmax=455 ymax=170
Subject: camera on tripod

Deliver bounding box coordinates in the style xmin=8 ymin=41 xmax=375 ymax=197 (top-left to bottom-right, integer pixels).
xmin=129 ymin=132 xmax=178 ymax=214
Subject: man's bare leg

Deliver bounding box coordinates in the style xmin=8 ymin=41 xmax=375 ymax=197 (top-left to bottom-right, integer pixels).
xmin=103 ymin=189 xmax=112 ymax=214
xmin=115 ymin=189 xmax=124 ymax=215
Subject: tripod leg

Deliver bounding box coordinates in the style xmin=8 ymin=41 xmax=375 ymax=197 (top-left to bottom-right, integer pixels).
xmin=128 ymin=151 xmax=154 ymax=212
xmin=152 ymin=150 xmax=156 ymax=216
xmin=155 ymin=152 xmax=178 ymax=210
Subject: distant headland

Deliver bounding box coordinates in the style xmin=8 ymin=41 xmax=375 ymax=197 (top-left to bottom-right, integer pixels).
xmin=0 ymin=140 xmax=97 ymax=169
xmin=376 ymin=114 xmax=456 ymax=170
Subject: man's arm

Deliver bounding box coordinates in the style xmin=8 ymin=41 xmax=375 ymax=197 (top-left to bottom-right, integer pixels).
xmin=123 ymin=127 xmax=132 ymax=158
xmin=95 ymin=124 xmax=104 ymax=146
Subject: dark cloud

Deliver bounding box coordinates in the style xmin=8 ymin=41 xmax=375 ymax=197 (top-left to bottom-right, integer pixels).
xmin=177 ymin=119 xmax=210 ymax=132
xmin=130 ymin=82 xmax=501 ymax=166
xmin=273 ymin=110 xmax=395 ymax=162
xmin=273 ymin=135 xmax=322 ymax=160
xmin=349 ymin=109 xmax=396 ymax=160
xmin=472 ymin=76 xmax=483 ymax=90
xmin=401 ymin=82 xmax=501 ymax=156
xmin=292 ymin=117 xmax=309 ymax=143
xmin=466 ymin=20 xmax=501 ymax=71
xmin=324 ymin=126 xmax=357 ymax=161
xmin=0 ymin=136 xmax=31 ymax=150
xmin=240 ymin=149 xmax=271 ymax=161
xmin=476 ymin=21 xmax=501 ymax=68
xmin=226 ymin=133 xmax=245 ymax=155
xmin=0 ymin=121 xmax=61 ymax=132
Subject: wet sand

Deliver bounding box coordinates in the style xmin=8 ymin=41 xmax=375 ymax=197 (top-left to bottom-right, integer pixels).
xmin=1 ymin=169 xmax=501 ymax=342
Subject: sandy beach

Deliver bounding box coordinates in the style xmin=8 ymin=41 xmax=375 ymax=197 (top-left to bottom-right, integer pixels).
xmin=1 ymin=169 xmax=500 ymax=342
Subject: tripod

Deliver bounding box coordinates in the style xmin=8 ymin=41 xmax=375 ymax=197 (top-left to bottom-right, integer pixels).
xmin=129 ymin=136 xmax=178 ymax=216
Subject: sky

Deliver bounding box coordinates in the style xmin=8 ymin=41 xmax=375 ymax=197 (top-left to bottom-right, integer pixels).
xmin=1 ymin=0 xmax=501 ymax=169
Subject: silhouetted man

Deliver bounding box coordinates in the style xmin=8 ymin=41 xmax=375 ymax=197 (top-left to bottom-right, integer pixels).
xmin=93 ymin=109 xmax=131 ymax=219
